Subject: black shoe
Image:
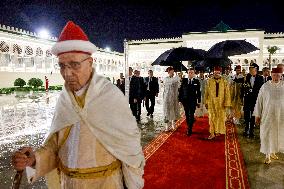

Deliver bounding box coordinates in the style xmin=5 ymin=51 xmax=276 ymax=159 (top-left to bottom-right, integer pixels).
xmin=187 ymin=130 xmax=192 ymax=136
xmin=150 ymin=114 xmax=153 ymax=118
xmin=249 ymin=134 xmax=255 ymax=139
xmin=147 ymin=113 xmax=150 ymax=116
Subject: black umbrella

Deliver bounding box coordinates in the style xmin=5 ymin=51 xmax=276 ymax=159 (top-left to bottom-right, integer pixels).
xmin=192 ymin=58 xmax=233 ymax=72
xmin=206 ymin=40 xmax=259 ymax=59
xmin=172 ymin=63 xmax=188 ymax=72
xmin=152 ymin=47 xmax=206 ymax=66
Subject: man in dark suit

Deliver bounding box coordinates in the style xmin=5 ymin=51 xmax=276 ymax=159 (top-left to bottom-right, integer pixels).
xmin=144 ymin=70 xmax=159 ymax=118
xmin=116 ymin=73 xmax=125 ymax=94
xmin=179 ymin=68 xmax=201 ymax=136
xmin=129 ymin=69 xmax=145 ymax=123
xmin=242 ymin=63 xmax=264 ymax=138
xmin=262 ymin=67 xmax=272 ymax=83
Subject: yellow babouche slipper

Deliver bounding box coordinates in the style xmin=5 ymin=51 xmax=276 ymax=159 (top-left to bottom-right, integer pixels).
xmin=270 ymin=154 xmax=279 ymax=160
xmin=264 ymin=158 xmax=271 ymax=164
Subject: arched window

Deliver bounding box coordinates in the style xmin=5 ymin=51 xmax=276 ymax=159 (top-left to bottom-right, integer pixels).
xmin=36 ymin=47 xmax=43 ymax=56
xmin=25 ymin=46 xmax=33 ymax=56
xmin=46 ymin=50 xmax=52 ymax=57
xmin=13 ymin=44 xmax=22 ymax=54
xmin=0 ymin=41 xmax=9 ymax=52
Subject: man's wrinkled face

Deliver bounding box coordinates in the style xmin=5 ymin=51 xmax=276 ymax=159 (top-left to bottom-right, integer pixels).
xmin=263 ymin=70 xmax=270 ymax=76
xmin=213 ymin=70 xmax=221 ymax=78
xmin=58 ymin=52 xmax=93 ymax=92
xmin=236 ymin=69 xmax=241 ymax=75
xmin=249 ymin=67 xmax=257 ymax=76
xmin=272 ymin=73 xmax=282 ymax=82
xmin=168 ymin=69 xmax=174 ymax=77
xmin=188 ymin=70 xmax=195 ymax=79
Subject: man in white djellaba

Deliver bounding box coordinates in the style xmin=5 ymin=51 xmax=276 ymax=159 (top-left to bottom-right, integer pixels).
xmin=163 ymin=66 xmax=180 ymax=131
xmin=12 ymin=21 xmax=144 ymax=189
xmin=254 ymin=67 xmax=284 ymax=164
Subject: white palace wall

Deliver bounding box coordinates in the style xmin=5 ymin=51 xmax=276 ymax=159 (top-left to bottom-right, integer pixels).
xmin=0 ymin=24 xmax=124 ymax=88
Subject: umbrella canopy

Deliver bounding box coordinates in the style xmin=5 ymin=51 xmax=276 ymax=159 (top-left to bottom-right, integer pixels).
xmin=206 ymin=40 xmax=259 ymax=58
xmin=172 ymin=63 xmax=188 ymax=72
xmin=192 ymin=58 xmax=233 ymax=72
xmin=152 ymin=47 xmax=206 ymax=66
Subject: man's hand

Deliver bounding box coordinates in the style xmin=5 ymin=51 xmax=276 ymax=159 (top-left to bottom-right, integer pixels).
xmin=12 ymin=147 xmax=35 ymax=171
xmin=133 ymin=99 xmax=137 ymax=103
xmin=255 ymin=117 xmax=261 ymax=126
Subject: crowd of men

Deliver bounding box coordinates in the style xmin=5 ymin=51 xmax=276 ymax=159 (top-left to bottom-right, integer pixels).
xmin=116 ymin=62 xmax=284 ymax=164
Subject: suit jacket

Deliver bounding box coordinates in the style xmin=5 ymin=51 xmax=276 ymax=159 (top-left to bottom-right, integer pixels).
xmin=178 ymin=78 xmax=201 ymax=106
xmin=263 ymin=76 xmax=272 ymax=83
xmin=116 ymin=78 xmax=125 ymax=94
xmin=129 ymin=76 xmax=145 ymax=101
xmin=144 ymin=76 xmax=159 ymax=96
xmin=242 ymin=74 xmax=264 ymax=110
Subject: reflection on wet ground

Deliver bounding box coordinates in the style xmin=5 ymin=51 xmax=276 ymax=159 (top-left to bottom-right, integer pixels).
xmin=0 ymin=92 xmax=283 ymax=188
xmin=0 ymin=91 xmax=167 ymax=188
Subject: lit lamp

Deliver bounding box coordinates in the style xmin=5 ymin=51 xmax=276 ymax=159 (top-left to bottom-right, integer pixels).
xmin=38 ymin=29 xmax=50 ymax=39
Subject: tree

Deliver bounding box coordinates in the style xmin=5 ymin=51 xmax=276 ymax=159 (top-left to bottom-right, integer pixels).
xmin=267 ymin=46 xmax=280 ymax=70
xmin=28 ymin=78 xmax=43 ymax=88
xmin=14 ymin=78 xmax=26 ymax=87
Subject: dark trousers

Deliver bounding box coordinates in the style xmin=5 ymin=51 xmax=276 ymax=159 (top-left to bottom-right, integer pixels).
xmin=145 ymin=94 xmax=155 ymax=115
xmin=244 ymin=109 xmax=255 ymax=136
xmin=182 ymin=102 xmax=196 ymax=133
xmin=130 ymin=99 xmax=142 ymax=121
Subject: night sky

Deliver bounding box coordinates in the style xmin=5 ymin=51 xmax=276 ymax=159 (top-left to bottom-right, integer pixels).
xmin=0 ymin=0 xmax=283 ymax=52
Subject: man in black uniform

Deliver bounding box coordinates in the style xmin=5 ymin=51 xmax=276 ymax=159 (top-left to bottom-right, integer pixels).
xmin=262 ymin=67 xmax=272 ymax=83
xmin=242 ymin=63 xmax=264 ymax=138
xmin=116 ymin=73 xmax=125 ymax=94
xmin=144 ymin=70 xmax=159 ymax=118
xmin=179 ymin=68 xmax=201 ymax=136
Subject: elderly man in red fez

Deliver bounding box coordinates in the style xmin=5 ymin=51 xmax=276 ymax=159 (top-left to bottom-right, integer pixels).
xmin=254 ymin=67 xmax=284 ymax=164
xmin=204 ymin=66 xmax=231 ymax=139
xmin=12 ymin=21 xmax=144 ymax=189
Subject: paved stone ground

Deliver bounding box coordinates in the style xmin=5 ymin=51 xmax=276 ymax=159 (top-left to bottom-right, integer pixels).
xmin=0 ymin=92 xmax=283 ymax=188
xmin=236 ymin=120 xmax=284 ymax=189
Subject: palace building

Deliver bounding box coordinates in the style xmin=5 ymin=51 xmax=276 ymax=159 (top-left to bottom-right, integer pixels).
xmin=125 ymin=22 xmax=284 ymax=76
xmin=0 ymin=24 xmax=124 ymax=88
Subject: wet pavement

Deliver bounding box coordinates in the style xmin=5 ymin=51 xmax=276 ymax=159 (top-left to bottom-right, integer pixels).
xmin=0 ymin=92 xmax=283 ymax=188
xmin=0 ymin=91 xmax=167 ymax=188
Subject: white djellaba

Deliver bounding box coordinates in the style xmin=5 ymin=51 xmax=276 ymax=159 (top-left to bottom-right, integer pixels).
xmin=253 ymin=80 xmax=284 ymax=164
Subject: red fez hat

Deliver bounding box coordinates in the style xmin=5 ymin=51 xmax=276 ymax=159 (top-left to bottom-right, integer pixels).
xmin=235 ymin=65 xmax=241 ymax=70
xmin=166 ymin=66 xmax=174 ymax=72
xmin=213 ymin=66 xmax=222 ymax=71
xmin=51 ymin=21 xmax=97 ymax=56
xmin=271 ymin=67 xmax=283 ymax=73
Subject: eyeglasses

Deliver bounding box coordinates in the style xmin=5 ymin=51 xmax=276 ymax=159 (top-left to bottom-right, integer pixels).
xmin=55 ymin=57 xmax=91 ymax=71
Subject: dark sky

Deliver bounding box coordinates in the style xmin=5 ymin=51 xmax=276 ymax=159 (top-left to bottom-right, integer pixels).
xmin=0 ymin=0 xmax=283 ymax=52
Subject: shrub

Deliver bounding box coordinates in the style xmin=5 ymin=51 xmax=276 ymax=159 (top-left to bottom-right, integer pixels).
xmin=28 ymin=78 xmax=43 ymax=88
xmin=14 ymin=78 xmax=26 ymax=87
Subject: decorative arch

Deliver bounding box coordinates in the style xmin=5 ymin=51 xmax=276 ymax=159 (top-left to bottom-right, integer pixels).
xmin=13 ymin=44 xmax=22 ymax=54
xmin=46 ymin=50 xmax=52 ymax=57
xmin=25 ymin=46 xmax=33 ymax=56
xmin=36 ymin=47 xmax=43 ymax=56
xmin=0 ymin=41 xmax=9 ymax=52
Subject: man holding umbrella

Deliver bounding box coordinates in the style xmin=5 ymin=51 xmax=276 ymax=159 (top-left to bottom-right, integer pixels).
xmin=179 ymin=68 xmax=201 ymax=136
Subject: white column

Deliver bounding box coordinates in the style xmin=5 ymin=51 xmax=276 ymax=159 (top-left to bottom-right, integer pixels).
xmin=124 ymin=39 xmax=129 ymax=98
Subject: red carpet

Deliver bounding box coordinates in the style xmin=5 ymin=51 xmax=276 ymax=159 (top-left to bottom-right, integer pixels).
xmin=142 ymin=117 xmax=249 ymax=189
